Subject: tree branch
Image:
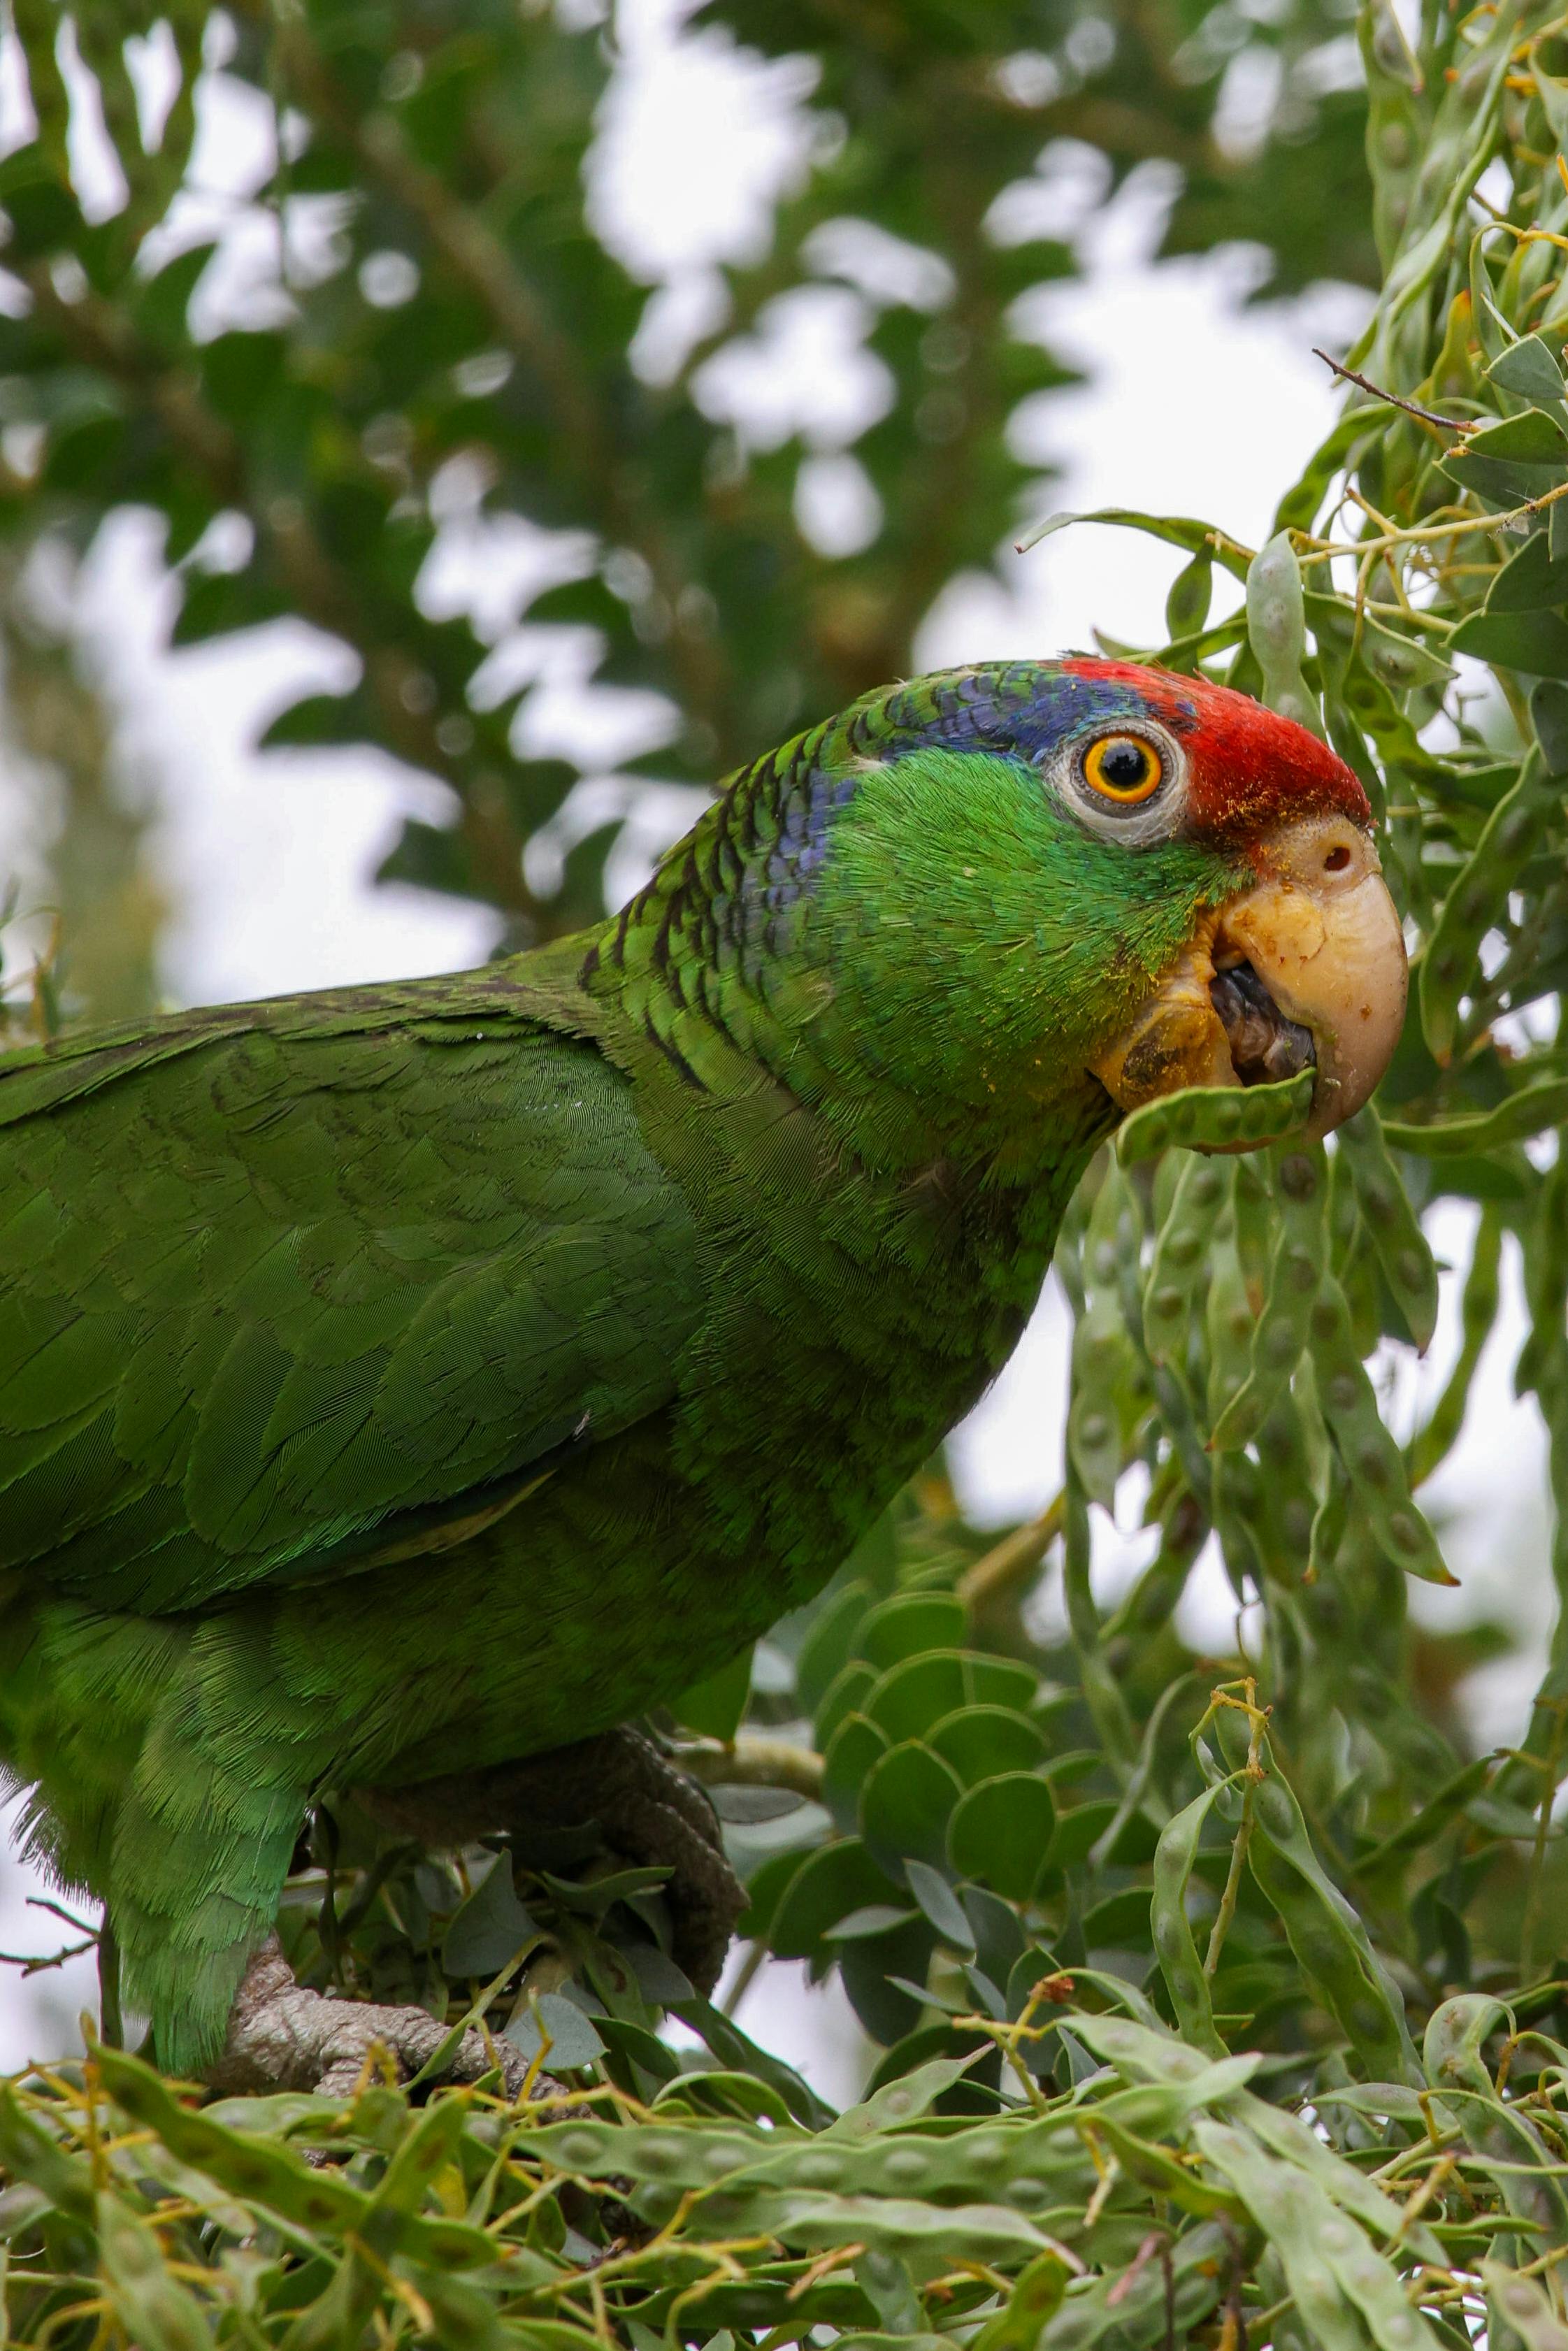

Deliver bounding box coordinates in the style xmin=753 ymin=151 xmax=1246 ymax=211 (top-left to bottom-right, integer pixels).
xmin=245 ymin=3 xmax=734 ymax=756
xmin=678 ymin=1734 xmax=825 ymax=1802
xmin=24 ymin=270 xmax=547 ymax=921
xmin=1311 ymin=348 xmax=1469 ymax=434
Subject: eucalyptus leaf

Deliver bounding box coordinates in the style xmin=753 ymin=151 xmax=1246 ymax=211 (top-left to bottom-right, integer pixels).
xmin=1487 ymin=336 xmax=1567 ymax=405
xmin=441 ymin=1856 xmax=540 ymax=1978
xmin=709 ymin=1785 xmax=806 ymax=1824
xmin=504 ymin=1994 xmax=608 ymax=2073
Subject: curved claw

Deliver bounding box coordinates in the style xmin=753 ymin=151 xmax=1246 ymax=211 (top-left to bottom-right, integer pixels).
xmin=204 ymin=1935 xmax=536 ymax=2097
xmin=360 ymin=1725 xmax=745 ymax=1999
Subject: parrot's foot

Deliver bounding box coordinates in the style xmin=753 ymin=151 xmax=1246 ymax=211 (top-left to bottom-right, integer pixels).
xmin=361 ymin=1725 xmax=746 ymax=1997
xmin=203 ymin=1936 xmax=533 ymax=2099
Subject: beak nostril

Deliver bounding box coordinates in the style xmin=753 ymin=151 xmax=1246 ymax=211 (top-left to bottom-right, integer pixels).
xmin=1324 ymin=844 xmax=1352 ymax=874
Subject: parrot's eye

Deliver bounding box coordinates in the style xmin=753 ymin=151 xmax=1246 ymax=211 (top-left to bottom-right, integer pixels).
xmin=1081 ymin=733 xmax=1165 ymax=805
xmin=1046 ymin=715 xmax=1184 ymax=843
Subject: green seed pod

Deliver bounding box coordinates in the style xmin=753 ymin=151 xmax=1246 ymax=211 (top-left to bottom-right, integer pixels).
xmin=1334 ymin=1106 xmax=1438 ymax=1353
xmin=1191 ymin=2118 xmax=1389 ymax=2351
xmin=1210 ymin=1144 xmax=1328 ymax=1451
xmin=1143 ymin=1154 xmax=1230 ymax=1366
xmin=1235 ymin=2092 xmax=1441 ymax=2260
xmin=96 ymin=2190 xmax=215 ymax=2351
xmin=1289 ymin=1342 xmax=1332 ymax=1484
xmin=95 ymin=2048 xmax=366 ymax=2236
xmin=1483 ymin=2264 xmax=1568 ymax=2351
xmin=1151 ymin=1781 xmax=1229 ymax=2055
xmin=1116 ymin=1071 xmax=1314 ymax=1167
xmin=1317 ymin=2201 xmax=1444 ymax=2351
xmin=1309 ymin=1277 xmax=1453 ymax=1584
xmin=1367 ymin=0 xmax=1421 ymax=90
xmin=1246 ymin=532 xmax=1320 ymax=735
xmin=1165 ymin=552 xmax=1213 ymax=644
xmin=1082 ymin=2107 xmax=1242 ymax=2216
xmin=1516 ymin=1153 xmax=1568 ymax=1402
xmin=1247 ymin=1744 xmax=1422 ymax=2086
xmin=101 ymin=2058 xmax=497 ymax=2272
xmin=1151 ymin=1142 xmax=1185 ymax=1232
xmin=1408 ymin=1206 xmax=1502 ymax=1486
xmin=971 ymin=2251 xmax=1071 ymax=2351
xmin=1425 ymin=1994 xmax=1568 ymax=2249
xmin=1532 ymin=677 xmax=1568 ymax=774
xmin=1361 ymin=612 xmax=1451 ymax=697
xmin=1427 ymin=289 xmax=1481 ymax=405
xmin=1053 ymin=1178 xmax=1091 ymax=1318
xmin=1232 ymin=1153 xmax=1272 ymax=1310
xmin=1333 ymin=1214 xmax=1383 ymax=1365
xmin=1063 ymin=1471 xmax=1139 ymax=1769
xmin=1089 ymin=1668 xmax=1205 ymax=1878
xmin=1104 ymin=1490 xmax=1209 ymax=1644
xmin=1068 ymin=1165 xmax=1137 ymax=1509
xmin=552 ymin=2125 xmax=614 ymax=2171
xmin=1044 ymin=2216 xmax=1239 ymax=2351
xmin=1382 ymin=1079 xmax=1568 ymax=1158
xmin=1420 ymin=745 xmax=1563 ymax=1065
xmin=1244 ymin=1386 xmax=1325 ymax=1580
xmin=1209 ymin=1448 xmax=1269 ymax=1594
xmin=0 ymin=2085 xmax=96 ymax=2220
xmin=1205 ymin=1230 xmax=1258 ymax=1435
xmin=364 ymin=2093 xmax=469 ymax=2214
xmin=1307 ymin=1451 xmax=1351 ymax=1583
xmin=1355 ymin=1751 xmax=1493 ymax=1878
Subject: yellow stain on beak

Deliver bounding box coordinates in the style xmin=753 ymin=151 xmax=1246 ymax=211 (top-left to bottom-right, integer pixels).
xmin=1090 ymin=815 xmax=1407 ymax=1144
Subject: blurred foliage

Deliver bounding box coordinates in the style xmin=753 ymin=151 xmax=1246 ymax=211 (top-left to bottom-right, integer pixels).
xmin=0 ymin=0 xmax=1370 ymax=964
xmin=0 ymin=556 xmax=165 ymax=1028
xmin=19 ymin=1 xmax=1568 ymax=2350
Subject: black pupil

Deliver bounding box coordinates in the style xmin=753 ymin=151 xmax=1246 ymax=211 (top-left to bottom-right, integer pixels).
xmin=1102 ymin=740 xmax=1151 ymax=790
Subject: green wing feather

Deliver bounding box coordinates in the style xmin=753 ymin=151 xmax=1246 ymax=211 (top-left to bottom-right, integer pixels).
xmin=0 ymin=975 xmax=704 ymax=1615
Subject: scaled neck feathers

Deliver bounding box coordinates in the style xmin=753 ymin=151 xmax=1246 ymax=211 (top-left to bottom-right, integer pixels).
xmin=578 ymin=661 xmax=1139 ymax=1182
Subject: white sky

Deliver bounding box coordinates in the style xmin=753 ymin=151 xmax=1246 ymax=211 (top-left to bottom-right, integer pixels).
xmin=0 ymin=0 xmax=1551 ymax=2096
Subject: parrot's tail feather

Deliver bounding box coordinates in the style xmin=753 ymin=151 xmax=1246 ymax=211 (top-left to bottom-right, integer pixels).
xmin=110 ymin=1762 xmax=306 ymax=2076
xmin=1 ymin=1598 xmax=322 ymax=2071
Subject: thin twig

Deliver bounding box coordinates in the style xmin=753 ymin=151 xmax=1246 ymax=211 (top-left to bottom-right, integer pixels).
xmin=27 ymin=1895 xmax=98 ymax=1936
xmin=0 ymin=1935 xmax=96 ymax=1974
xmin=1107 ymin=2231 xmax=1169 ymax=2309
xmin=1312 ymin=348 xmax=1471 ymax=433
xmin=677 ymin=1732 xmax=824 ymax=1799
xmin=958 ymin=1491 xmax=1065 ymax=1614
xmin=1523 ymin=1698 xmax=1567 ymax=1974
xmin=97 ymin=1915 xmax=122 ymax=2050
xmin=1204 ymin=1684 xmax=1269 ymax=1982
xmin=720 ymin=1939 xmax=768 ymax=2020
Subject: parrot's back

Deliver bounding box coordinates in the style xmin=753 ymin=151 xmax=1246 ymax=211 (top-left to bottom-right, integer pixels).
xmin=0 ymin=938 xmax=1054 ymax=2067
xmin=0 ymin=966 xmax=706 ymax=1622
xmin=0 ymin=954 xmax=766 ymax=2061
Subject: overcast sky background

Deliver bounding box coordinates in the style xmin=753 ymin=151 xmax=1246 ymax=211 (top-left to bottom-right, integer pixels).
xmin=0 ymin=0 xmax=1551 ymax=2093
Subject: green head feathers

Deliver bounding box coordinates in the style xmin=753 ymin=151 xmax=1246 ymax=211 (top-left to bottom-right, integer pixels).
xmin=600 ymin=655 xmax=1380 ymax=1172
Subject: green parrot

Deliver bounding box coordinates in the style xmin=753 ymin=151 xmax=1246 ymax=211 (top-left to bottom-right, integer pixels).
xmin=0 ymin=656 xmax=1406 ymax=2081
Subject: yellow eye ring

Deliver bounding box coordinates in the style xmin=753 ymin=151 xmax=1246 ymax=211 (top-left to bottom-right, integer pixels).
xmin=1081 ymin=733 xmax=1165 ymax=804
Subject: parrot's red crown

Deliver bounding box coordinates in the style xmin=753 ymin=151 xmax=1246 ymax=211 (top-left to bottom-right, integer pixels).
xmin=1060 ymin=657 xmax=1370 ymax=840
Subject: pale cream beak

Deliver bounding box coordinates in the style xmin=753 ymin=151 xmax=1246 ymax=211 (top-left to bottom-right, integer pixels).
xmin=1089 ymin=816 xmax=1407 ymax=1144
